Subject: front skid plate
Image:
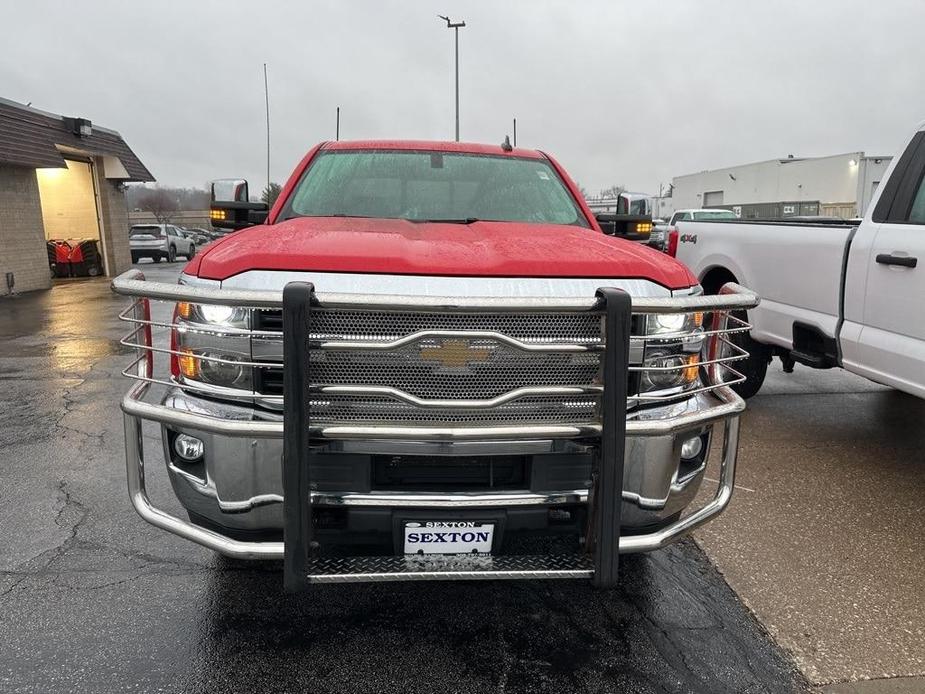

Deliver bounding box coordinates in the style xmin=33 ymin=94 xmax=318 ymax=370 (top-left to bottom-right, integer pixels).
xmin=303 ymin=553 xmax=594 ymax=583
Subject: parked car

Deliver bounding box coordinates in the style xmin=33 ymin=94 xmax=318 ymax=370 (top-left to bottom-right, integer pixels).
xmin=181 ymin=227 xmax=212 ymax=246
xmin=672 ymin=119 xmax=925 ymax=401
xmin=112 ymin=139 xmax=757 ymax=590
xmin=129 ymin=224 xmax=197 ymax=263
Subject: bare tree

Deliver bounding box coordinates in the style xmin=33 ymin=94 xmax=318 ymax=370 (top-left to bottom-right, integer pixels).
xmin=599 ymin=184 xmax=625 ymax=199
xmin=127 ymin=185 xmax=209 ymax=212
xmin=138 ymin=189 xmax=180 ymax=223
xmin=261 ymin=182 xmax=283 ymax=207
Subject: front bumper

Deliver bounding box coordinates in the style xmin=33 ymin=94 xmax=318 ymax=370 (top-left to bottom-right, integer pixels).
xmin=122 ymin=382 xmax=742 ymax=564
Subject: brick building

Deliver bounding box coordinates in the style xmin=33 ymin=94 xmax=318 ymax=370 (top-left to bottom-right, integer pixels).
xmin=0 ymin=97 xmax=153 ymax=294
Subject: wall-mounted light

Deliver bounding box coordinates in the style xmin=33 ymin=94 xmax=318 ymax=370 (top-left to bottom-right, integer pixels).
xmin=63 ymin=116 xmax=92 ymax=137
xmin=849 ymin=159 xmax=858 ymax=167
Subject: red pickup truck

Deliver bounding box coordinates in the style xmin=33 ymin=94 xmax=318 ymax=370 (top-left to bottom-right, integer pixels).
xmin=113 ymin=140 xmax=756 ymax=590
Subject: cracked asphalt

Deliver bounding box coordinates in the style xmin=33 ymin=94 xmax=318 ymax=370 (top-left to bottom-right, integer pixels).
xmin=0 ymin=264 xmax=809 ymax=694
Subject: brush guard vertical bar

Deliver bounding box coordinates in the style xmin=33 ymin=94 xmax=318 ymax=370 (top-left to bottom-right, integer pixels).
xmin=589 ymin=287 xmax=631 ymax=588
xmin=283 ymin=282 xmax=316 ymax=592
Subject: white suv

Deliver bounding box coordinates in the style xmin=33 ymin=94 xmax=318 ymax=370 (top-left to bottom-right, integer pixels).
xmin=130 ymin=224 xmax=196 ymax=263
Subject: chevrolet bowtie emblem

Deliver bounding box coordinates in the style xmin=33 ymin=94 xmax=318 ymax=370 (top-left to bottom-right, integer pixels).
xmin=419 ymin=339 xmax=493 ymax=368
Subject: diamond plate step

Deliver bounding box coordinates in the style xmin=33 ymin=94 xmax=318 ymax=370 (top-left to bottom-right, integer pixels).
xmin=305 ymin=554 xmax=594 ymax=584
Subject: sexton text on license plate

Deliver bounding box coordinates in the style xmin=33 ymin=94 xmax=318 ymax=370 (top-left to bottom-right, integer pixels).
xmin=403 ymin=521 xmax=494 ymax=555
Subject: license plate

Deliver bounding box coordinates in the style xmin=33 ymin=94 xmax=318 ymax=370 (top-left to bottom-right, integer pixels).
xmin=403 ymin=521 xmax=494 ymax=555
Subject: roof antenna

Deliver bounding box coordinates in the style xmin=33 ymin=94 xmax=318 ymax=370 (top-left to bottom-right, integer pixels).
xmin=501 ymin=135 xmax=513 ymax=152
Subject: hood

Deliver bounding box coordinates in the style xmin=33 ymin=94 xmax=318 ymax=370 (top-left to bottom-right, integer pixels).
xmin=195 ymin=217 xmax=696 ymax=289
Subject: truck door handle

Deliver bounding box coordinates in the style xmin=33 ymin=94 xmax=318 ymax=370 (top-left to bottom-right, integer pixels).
xmin=876 ymin=253 xmax=917 ymax=268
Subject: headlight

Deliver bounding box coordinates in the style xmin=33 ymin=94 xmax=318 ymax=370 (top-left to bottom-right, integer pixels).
xmin=198 ymin=351 xmax=248 ymax=387
xmin=173 ymin=303 xmax=252 ymax=391
xmin=641 ymin=350 xmax=700 ymax=391
xmin=639 ymin=312 xmax=704 ymax=396
xmin=176 ymin=302 xmax=249 ymax=329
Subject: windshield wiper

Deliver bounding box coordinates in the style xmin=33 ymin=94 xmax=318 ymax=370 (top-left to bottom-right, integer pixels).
xmin=409 ymin=217 xmax=482 ymax=224
xmin=280 ymin=213 xmax=381 ymax=221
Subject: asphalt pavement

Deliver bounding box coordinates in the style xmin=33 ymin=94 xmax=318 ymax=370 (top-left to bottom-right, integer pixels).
xmin=694 ymin=363 xmax=925 ymax=686
xmin=0 ymin=261 xmax=844 ymax=693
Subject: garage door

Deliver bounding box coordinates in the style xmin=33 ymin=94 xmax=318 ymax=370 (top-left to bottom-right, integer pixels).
xmin=36 ymin=158 xmax=105 ymax=277
xmin=703 ymin=190 xmax=724 ymax=207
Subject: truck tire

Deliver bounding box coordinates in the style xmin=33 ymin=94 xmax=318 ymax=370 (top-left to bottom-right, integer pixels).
xmin=727 ymin=308 xmax=769 ymax=399
xmin=168 ymin=245 xmax=177 ymax=263
xmin=701 ymin=270 xmax=768 ymax=399
xmin=187 ymin=245 xmax=196 ymax=259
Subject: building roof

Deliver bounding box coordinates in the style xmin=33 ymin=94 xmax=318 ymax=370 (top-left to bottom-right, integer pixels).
xmin=674 ymin=151 xmax=891 ymax=181
xmin=0 ymin=97 xmax=154 ymax=182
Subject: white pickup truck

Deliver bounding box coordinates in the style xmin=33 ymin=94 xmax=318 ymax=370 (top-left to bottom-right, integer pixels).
xmin=673 ymin=121 xmax=925 ymax=399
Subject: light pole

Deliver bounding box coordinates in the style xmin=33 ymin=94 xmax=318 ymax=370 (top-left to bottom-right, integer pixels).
xmin=263 ymin=63 xmax=270 ymax=198
xmin=438 ymin=15 xmax=465 ymax=141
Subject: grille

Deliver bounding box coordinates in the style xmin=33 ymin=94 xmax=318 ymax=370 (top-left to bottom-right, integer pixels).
xmin=309 ymin=394 xmax=600 ymax=425
xmin=310 ymin=342 xmax=601 ymax=399
xmin=253 ymin=308 xmax=616 ymax=427
xmin=255 ymin=308 xmax=603 ymax=344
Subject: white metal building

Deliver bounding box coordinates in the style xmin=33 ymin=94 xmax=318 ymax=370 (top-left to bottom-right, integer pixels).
xmin=669 ymin=152 xmax=892 ymax=219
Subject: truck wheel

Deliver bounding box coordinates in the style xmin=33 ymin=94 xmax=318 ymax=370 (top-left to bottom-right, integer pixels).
xmin=168 ymin=245 xmax=177 ymax=263
xmin=727 ymin=309 xmax=769 ymax=399
xmin=187 ymin=245 xmax=195 ymax=259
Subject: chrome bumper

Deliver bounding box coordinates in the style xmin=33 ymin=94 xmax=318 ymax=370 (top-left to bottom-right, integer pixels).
xmin=122 ymin=380 xmax=742 ymax=563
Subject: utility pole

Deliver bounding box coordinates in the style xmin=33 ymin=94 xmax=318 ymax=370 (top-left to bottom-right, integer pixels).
xmin=513 ymin=118 xmax=517 ymax=147
xmin=336 ymin=106 xmax=340 ymax=141
xmin=263 ymin=63 xmax=270 ymax=198
xmin=438 ymin=15 xmax=465 ymax=141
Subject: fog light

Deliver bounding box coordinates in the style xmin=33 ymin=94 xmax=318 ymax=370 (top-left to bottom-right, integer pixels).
xmin=174 ymin=434 xmax=204 ymax=461
xmin=680 ymin=435 xmax=704 ymax=460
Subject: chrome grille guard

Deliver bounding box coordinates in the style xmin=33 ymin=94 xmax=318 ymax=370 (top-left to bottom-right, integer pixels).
xmin=113 ymin=269 xmax=758 ymax=438
xmin=112 ymin=269 xmax=759 ymax=587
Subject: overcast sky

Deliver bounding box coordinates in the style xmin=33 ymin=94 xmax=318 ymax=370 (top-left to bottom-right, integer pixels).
xmin=4 ymin=0 xmax=925 ymax=196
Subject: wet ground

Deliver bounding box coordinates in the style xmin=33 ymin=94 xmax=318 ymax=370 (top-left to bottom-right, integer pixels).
xmin=695 ymin=364 xmax=925 ymax=687
xmin=0 ymin=262 xmax=915 ymax=693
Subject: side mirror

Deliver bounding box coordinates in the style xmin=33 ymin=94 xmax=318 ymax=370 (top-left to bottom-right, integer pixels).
xmin=594 ymin=213 xmax=653 ymax=242
xmin=209 ymin=179 xmax=269 ymax=230
xmin=211 ymin=179 xmax=250 ymax=203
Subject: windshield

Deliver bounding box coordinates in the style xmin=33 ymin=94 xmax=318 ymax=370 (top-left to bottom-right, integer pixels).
xmin=130 ymin=225 xmax=163 ymax=236
xmin=692 ymin=210 xmax=736 ymax=220
xmin=279 ymin=150 xmax=589 ymax=227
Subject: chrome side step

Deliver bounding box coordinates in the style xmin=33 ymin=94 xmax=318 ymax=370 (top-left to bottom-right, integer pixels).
xmin=303 ymin=554 xmax=594 ymax=584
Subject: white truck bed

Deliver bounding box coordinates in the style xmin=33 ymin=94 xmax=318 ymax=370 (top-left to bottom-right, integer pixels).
xmin=669 ymin=119 xmax=925 ymax=400
xmin=674 ymin=219 xmax=856 ymax=351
